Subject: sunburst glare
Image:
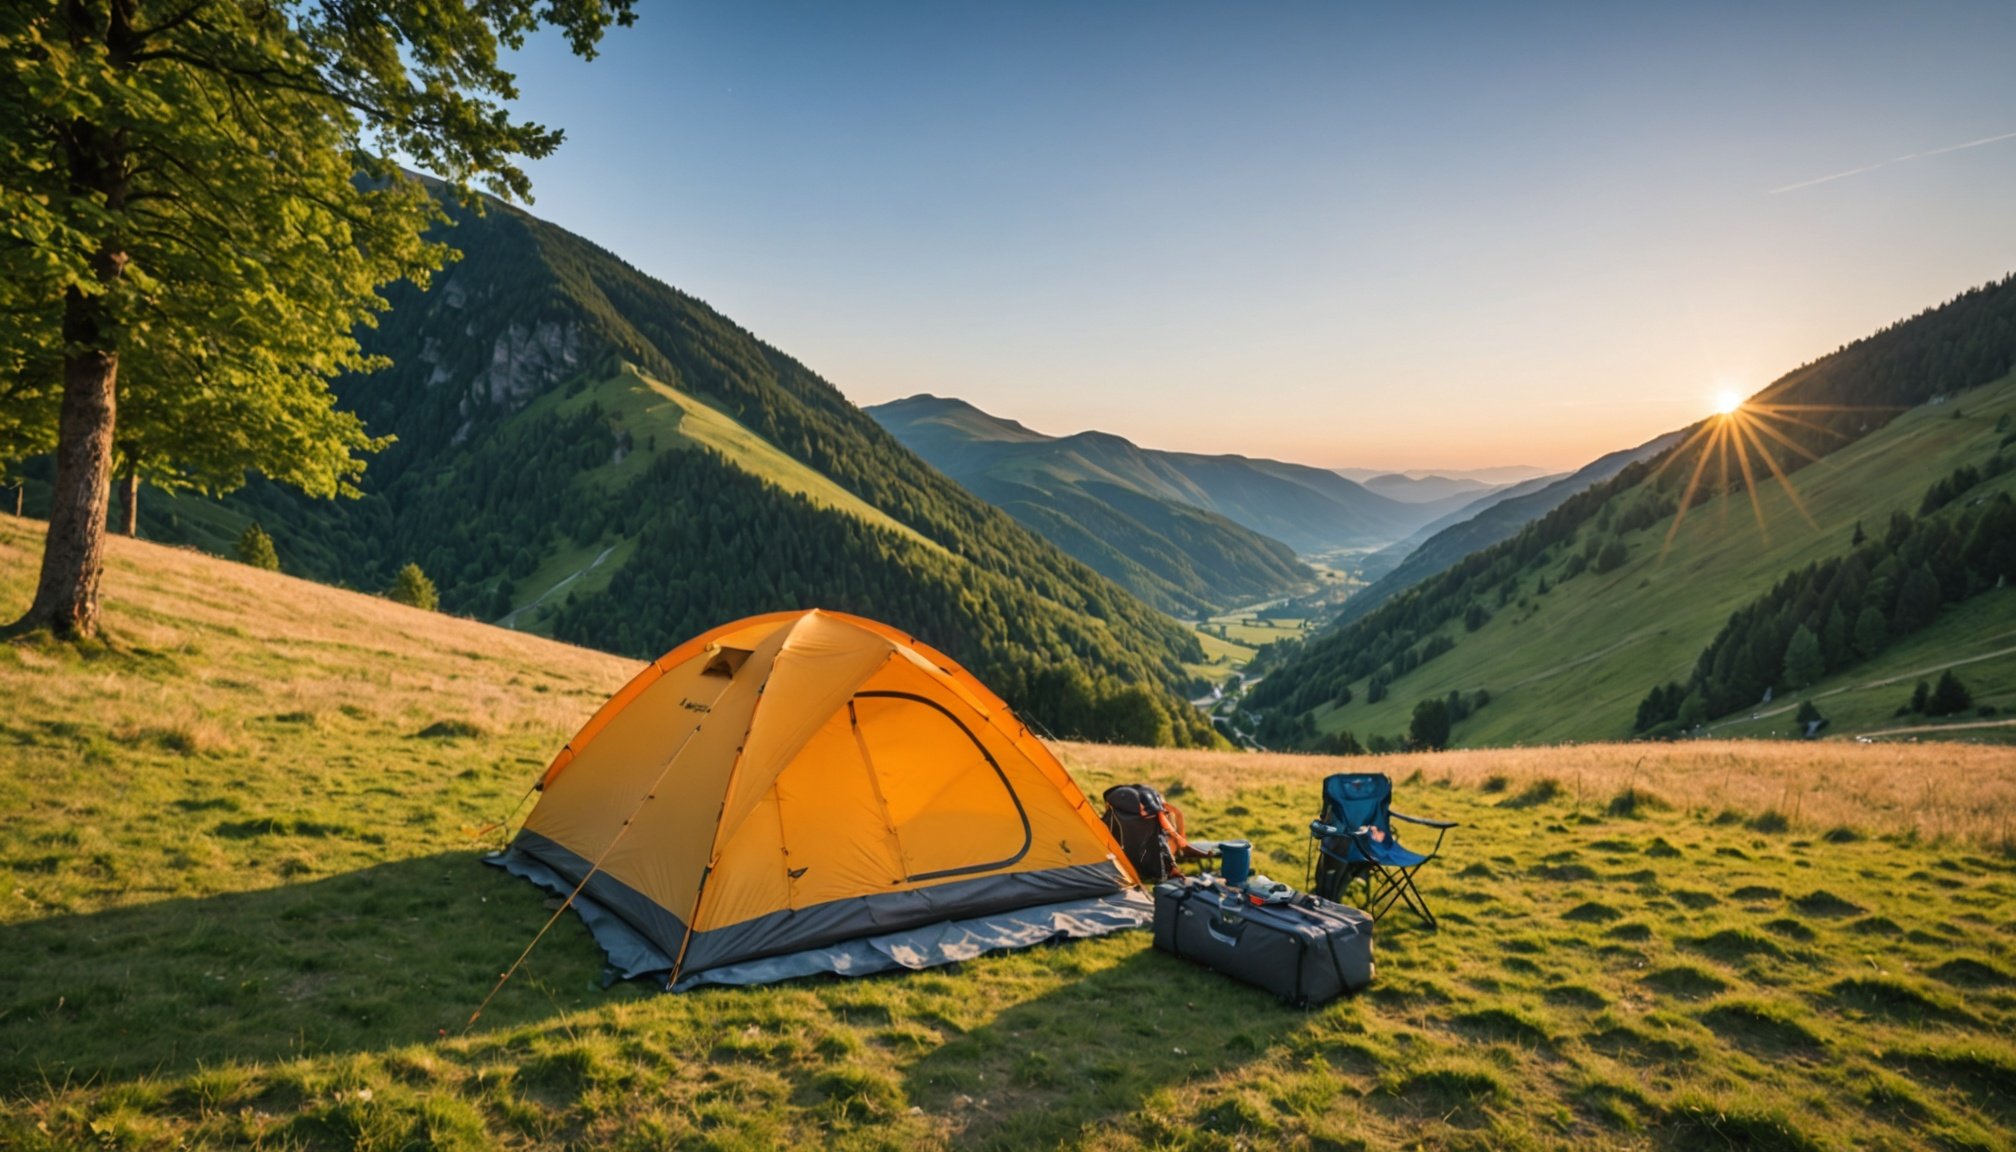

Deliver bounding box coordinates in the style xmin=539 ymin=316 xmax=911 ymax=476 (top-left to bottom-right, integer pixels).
xmin=1654 ymin=397 xmax=1898 ymax=556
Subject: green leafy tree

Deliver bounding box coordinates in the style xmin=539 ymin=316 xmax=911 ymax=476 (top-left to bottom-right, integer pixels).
xmin=1091 ymin=684 xmax=1172 ymax=748
xmin=0 ymin=0 xmax=635 ymax=637
xmin=234 ymin=523 xmax=279 ymax=571
xmin=388 ymin=563 xmax=438 ymax=612
xmin=1908 ymin=679 xmax=1930 ymax=714
xmin=1408 ymin=697 xmax=1452 ymax=751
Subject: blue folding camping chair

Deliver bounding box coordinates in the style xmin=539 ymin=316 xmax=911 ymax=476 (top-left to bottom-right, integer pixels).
xmin=1307 ymin=772 xmax=1457 ymax=928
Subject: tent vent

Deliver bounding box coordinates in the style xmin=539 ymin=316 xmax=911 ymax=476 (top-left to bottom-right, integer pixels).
xmin=701 ymin=646 xmax=754 ymax=678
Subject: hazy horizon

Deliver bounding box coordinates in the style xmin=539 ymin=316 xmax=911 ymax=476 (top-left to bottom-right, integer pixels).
xmin=481 ymin=1 xmax=2016 ymax=472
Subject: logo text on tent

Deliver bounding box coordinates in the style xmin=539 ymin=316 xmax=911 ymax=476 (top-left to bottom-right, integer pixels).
xmin=680 ymin=698 xmax=712 ymax=714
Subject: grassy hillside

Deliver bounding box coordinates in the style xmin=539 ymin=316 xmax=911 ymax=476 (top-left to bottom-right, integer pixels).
xmin=1298 ymin=375 xmax=2016 ymax=747
xmin=5 ymin=518 xmax=2014 ymax=1150
xmin=93 ymin=190 xmax=1220 ymax=747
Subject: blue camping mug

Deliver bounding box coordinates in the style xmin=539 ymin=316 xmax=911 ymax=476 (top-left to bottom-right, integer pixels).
xmin=1218 ymin=839 xmax=1252 ymax=886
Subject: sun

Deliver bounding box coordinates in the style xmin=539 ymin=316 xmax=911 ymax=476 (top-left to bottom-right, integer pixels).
xmin=1713 ymin=389 xmax=1743 ymax=416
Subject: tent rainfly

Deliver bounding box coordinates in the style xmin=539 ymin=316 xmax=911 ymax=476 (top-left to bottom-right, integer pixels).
xmin=491 ymin=609 xmax=1149 ymax=989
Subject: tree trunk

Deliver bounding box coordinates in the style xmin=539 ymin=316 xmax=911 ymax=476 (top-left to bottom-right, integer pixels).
xmin=119 ymin=465 xmax=138 ymax=536
xmin=20 ymin=333 xmax=118 ymax=637
xmin=14 ymin=3 xmax=134 ymax=638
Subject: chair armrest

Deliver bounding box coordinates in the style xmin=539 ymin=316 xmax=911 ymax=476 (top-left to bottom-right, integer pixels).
xmin=1392 ymin=811 xmax=1458 ymax=829
xmin=1309 ymin=820 xmax=1341 ymax=838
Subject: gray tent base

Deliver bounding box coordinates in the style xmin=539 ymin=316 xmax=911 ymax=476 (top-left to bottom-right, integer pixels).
xmin=485 ymin=850 xmax=1152 ymax=991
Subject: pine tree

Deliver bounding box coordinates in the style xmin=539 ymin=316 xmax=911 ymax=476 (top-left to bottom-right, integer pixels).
xmin=234 ymin=524 xmax=279 ymax=572
xmin=1927 ymin=671 xmax=1973 ymax=717
xmin=1854 ymin=604 xmax=1889 ymax=658
xmin=1782 ymin=625 xmax=1824 ymax=688
xmin=1909 ymin=679 xmax=1931 ymax=714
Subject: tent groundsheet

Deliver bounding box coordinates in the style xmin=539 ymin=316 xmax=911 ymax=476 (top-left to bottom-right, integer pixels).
xmin=488 ymin=847 xmax=1151 ymax=990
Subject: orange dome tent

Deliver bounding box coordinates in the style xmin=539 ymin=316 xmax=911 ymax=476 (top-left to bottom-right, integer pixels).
xmin=492 ymin=609 xmax=1148 ymax=989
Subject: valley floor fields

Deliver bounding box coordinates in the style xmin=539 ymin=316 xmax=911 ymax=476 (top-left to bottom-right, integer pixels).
xmin=3 ymin=517 xmax=2014 ymax=1149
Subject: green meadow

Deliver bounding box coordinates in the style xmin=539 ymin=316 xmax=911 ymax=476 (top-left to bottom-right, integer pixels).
xmin=3 ymin=516 xmax=2013 ymax=1150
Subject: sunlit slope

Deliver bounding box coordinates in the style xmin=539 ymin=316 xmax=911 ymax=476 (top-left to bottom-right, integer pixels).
xmin=1308 ymin=375 xmax=2016 ymax=746
xmin=549 ymin=364 xmax=936 ymax=547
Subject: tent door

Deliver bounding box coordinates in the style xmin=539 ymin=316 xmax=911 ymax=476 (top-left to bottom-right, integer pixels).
xmin=853 ymin=691 xmax=1032 ymax=882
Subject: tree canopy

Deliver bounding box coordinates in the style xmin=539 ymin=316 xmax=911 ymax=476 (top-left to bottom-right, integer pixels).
xmin=0 ymin=0 xmax=635 ymax=635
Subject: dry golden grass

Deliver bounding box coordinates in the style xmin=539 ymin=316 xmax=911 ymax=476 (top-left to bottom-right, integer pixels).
xmin=1057 ymin=738 xmax=2016 ymax=852
xmin=0 ymin=515 xmax=640 ymax=756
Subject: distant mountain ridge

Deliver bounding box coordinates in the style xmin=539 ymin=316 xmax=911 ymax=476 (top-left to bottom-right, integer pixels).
xmin=1340 ymin=435 xmax=1677 ymax=621
xmin=869 ymin=395 xmax=1490 ymax=562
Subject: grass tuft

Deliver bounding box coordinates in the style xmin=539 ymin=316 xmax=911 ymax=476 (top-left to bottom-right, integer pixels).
xmin=1606 ymin=785 xmax=1670 ymax=817
xmin=1498 ymin=778 xmax=1563 ymax=808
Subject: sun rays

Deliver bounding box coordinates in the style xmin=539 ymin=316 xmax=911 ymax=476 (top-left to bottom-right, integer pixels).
xmin=1655 ymin=395 xmax=1890 ymax=556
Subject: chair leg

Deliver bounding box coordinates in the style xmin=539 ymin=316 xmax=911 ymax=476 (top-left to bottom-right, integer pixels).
xmin=1361 ymin=865 xmax=1439 ymax=929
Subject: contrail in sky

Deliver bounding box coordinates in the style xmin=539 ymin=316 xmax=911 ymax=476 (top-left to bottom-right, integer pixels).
xmin=1770 ymin=129 xmax=2016 ymax=194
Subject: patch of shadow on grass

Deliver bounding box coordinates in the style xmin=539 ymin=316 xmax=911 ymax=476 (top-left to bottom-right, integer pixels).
xmin=1588 ymin=1023 xmax=1697 ymax=1064
xmin=1761 ymin=918 xmax=1816 ymax=942
xmin=1900 ymin=1046 xmax=2016 ymax=1123
xmin=903 ymin=948 xmax=1307 ymax=1149
xmin=414 ymin=719 xmax=483 ymax=740
xmin=1677 ymin=928 xmax=1788 ymax=963
xmin=1374 ymin=1062 xmax=1507 ymax=1129
xmin=1928 ymin=957 xmax=2014 ymax=989
xmin=1604 ymin=922 xmax=1654 ymax=942
xmin=1670 ymin=889 xmax=1719 ymax=910
xmin=1645 ymin=837 xmax=1683 ymax=858
xmin=1530 ymin=861 xmax=1599 ymax=882
xmin=1824 ymin=978 xmax=1978 ymax=1027
xmin=1849 ymin=914 xmax=1903 ymax=936
xmin=1542 ymin=983 xmax=1608 ymax=1011
xmin=1449 ymin=1007 xmax=1551 ymax=1047
xmin=212 ymin=817 xmax=381 ymax=843
xmin=0 ymin=852 xmax=617 ymax=1086
xmin=1790 ymin=890 xmax=1863 ymax=917
xmin=1657 ymin=1095 xmax=1823 ymax=1152
xmin=1698 ymin=1001 xmax=1825 ymax=1054
xmin=1642 ymin=965 xmax=1731 ymax=1000
xmin=1731 ymin=885 xmax=1782 ymax=903
xmin=1564 ymin=902 xmax=1623 ymax=924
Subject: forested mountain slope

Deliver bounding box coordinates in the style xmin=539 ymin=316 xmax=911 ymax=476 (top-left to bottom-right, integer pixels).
xmin=868 ymin=394 xmax=1471 ymax=558
xmin=1239 ymin=275 xmax=2016 ymax=749
xmin=128 ymin=193 xmax=1221 ymax=747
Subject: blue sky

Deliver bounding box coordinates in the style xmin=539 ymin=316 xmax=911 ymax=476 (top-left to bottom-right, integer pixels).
xmin=492 ymin=1 xmax=2016 ymax=471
